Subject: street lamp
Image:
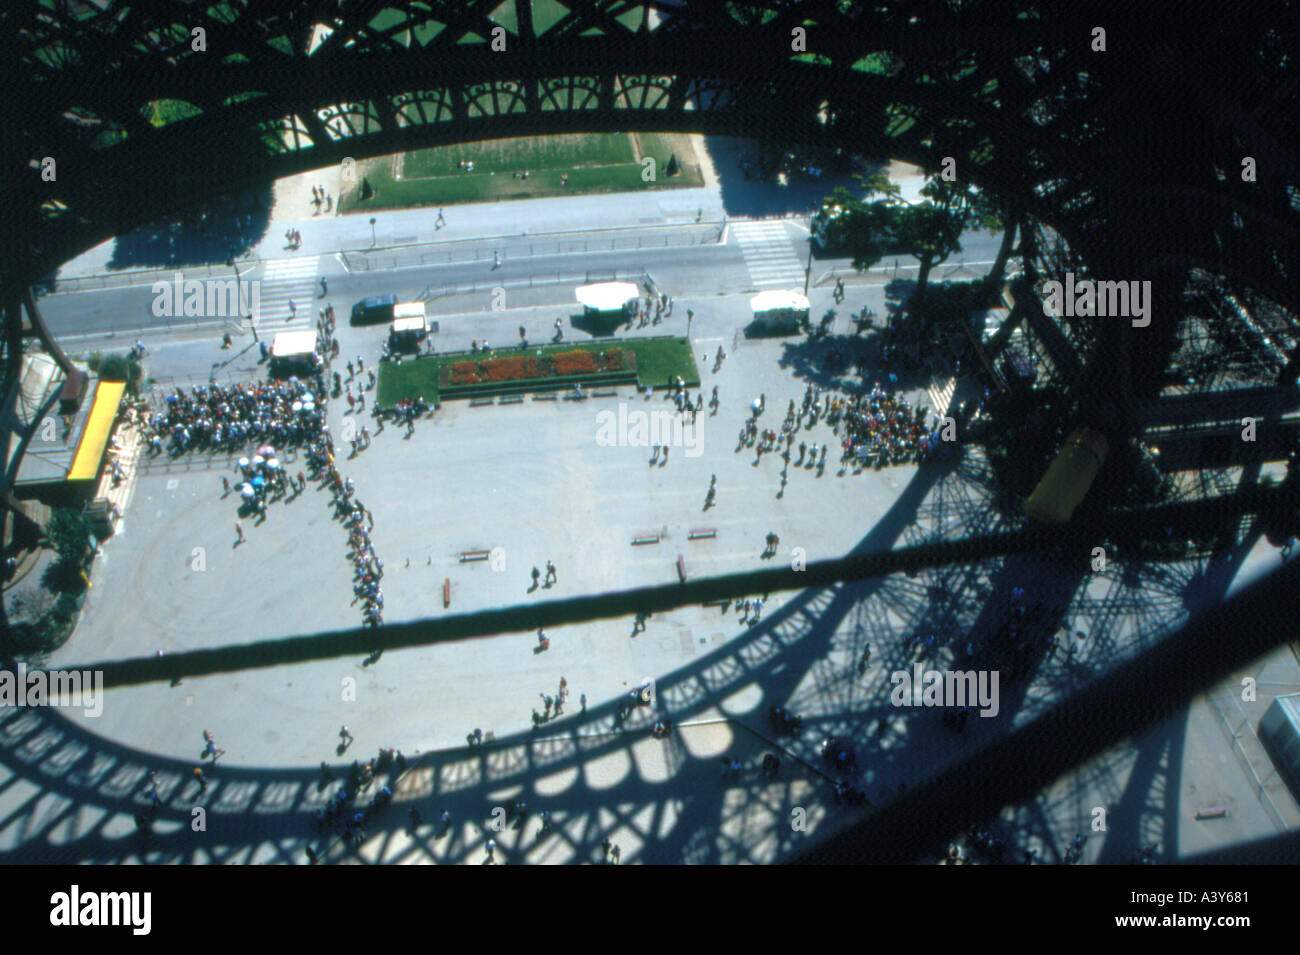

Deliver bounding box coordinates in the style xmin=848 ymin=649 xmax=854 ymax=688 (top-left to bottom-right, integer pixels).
xmin=234 ymin=260 xmax=258 ymax=343
xmin=369 ymin=217 xmax=376 ymax=248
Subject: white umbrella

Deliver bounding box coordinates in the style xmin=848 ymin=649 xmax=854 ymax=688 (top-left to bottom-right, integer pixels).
xmin=292 ymin=401 xmax=303 ymax=412
xmin=267 ymin=458 xmax=280 ymax=470
xmin=238 ymin=457 xmax=250 ymax=470
xmin=258 ymin=445 xmax=276 ymax=457
xmin=252 ymin=454 xmax=264 ymax=467
xmin=240 ymin=484 xmax=255 ymax=498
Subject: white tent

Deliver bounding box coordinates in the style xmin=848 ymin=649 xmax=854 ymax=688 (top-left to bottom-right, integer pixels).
xmin=392 ymin=301 xmax=427 ymax=334
xmin=271 ymin=329 xmax=318 ymax=357
xmin=750 ymin=290 xmax=809 ymax=330
xmin=575 ymin=281 xmax=639 ymax=313
xmin=751 ymin=290 xmax=810 ymax=314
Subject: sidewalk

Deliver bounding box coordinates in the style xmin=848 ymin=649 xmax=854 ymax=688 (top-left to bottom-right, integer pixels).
xmin=56 ymin=184 xmax=728 ymax=282
xmin=54 ymin=149 xmax=930 ymax=283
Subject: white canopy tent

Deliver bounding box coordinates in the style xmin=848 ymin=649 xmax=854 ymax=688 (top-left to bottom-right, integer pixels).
xmin=392 ymin=301 xmax=428 ymax=334
xmin=271 ymin=329 xmax=318 ymax=357
xmin=575 ymin=281 xmax=639 ymax=313
xmin=750 ymin=290 xmax=809 ymax=329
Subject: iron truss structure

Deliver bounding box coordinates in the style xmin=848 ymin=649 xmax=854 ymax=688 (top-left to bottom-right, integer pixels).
xmin=1 ymin=0 xmax=1298 ymax=862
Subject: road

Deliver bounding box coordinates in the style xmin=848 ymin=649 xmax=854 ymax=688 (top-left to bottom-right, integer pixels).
xmin=38 ymin=217 xmax=1006 ymax=348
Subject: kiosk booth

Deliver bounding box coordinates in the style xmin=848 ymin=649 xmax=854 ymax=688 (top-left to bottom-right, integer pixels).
xmin=750 ymin=290 xmax=809 ymax=334
xmin=575 ymin=281 xmax=638 ymax=333
xmin=389 ymin=301 xmax=433 ymax=351
xmin=269 ymin=330 xmax=321 ymax=377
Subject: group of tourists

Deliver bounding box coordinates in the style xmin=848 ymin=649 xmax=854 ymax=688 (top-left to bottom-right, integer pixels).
xmin=377 ymin=395 xmax=430 ymax=436
xmin=627 ymin=291 xmax=674 ymax=328
xmin=312 ymin=745 xmax=409 ymax=849
xmin=317 ymin=303 xmax=340 ymax=358
xmin=148 ymin=377 xmax=327 ymax=458
xmin=336 ymin=471 xmax=382 ymax=629
xmin=834 ymin=382 xmax=936 ymax=468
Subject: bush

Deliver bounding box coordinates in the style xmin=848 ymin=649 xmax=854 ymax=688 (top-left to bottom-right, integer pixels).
xmin=97 ymin=352 xmax=143 ymax=394
xmin=45 ymin=508 xmax=91 ymax=565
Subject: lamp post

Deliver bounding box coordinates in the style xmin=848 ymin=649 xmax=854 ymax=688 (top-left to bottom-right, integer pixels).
xmin=235 ymin=261 xmax=258 ymax=343
xmin=369 ymin=217 xmax=376 ymax=248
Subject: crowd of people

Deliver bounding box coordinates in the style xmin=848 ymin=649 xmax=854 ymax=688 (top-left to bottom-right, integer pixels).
xmin=146 ymin=378 xmax=328 ymax=457
xmin=831 ymin=382 xmax=936 ymax=467
xmin=298 ymin=432 xmax=385 ymax=630
xmin=312 ymin=745 xmax=409 ymax=849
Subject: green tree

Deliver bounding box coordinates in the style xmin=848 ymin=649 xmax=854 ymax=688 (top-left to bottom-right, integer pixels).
xmin=44 ymin=508 xmax=91 ymax=566
xmin=96 ymin=351 xmax=142 ymax=395
xmin=821 ymin=189 xmax=900 ymax=273
xmin=892 ymin=176 xmax=983 ymax=317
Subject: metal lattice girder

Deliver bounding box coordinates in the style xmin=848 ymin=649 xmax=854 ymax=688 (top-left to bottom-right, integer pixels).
xmin=790 ymin=555 xmax=1300 ymax=865
xmin=3 ymin=0 xmax=1295 ymax=328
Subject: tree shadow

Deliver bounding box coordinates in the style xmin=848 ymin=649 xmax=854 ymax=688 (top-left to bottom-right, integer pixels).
xmin=107 ymin=186 xmax=273 ymax=271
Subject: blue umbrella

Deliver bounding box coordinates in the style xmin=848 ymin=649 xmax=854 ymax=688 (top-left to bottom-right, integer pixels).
xmin=250 ymin=476 xmax=265 ymax=488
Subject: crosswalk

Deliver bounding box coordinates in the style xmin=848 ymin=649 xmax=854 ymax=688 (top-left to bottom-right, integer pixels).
xmin=926 ymin=376 xmax=957 ymax=418
xmin=731 ymin=220 xmax=806 ymax=288
xmin=250 ymin=256 xmax=320 ymax=335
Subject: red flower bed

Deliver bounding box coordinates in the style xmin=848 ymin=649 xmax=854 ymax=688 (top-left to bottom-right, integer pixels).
xmin=551 ymin=350 xmax=597 ymax=375
xmin=450 ymin=361 xmax=486 ymax=384
xmin=552 ymin=349 xmax=624 ymax=375
xmin=449 ymin=349 xmax=625 ymax=387
xmin=482 ymin=355 xmax=545 ymax=382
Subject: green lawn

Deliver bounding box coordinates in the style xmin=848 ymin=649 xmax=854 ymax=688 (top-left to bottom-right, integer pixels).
xmin=402 ymin=133 xmax=634 ymax=179
xmin=339 ymin=132 xmax=703 ymax=214
xmin=377 ymin=336 xmax=700 ymax=406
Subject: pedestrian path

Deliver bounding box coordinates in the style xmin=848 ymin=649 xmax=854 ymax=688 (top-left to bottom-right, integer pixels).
xmin=94 ymin=415 xmax=146 ymax=535
xmin=926 ymin=376 xmax=957 ymax=418
xmin=251 ymin=255 xmax=320 ymax=335
xmin=731 ymin=220 xmax=805 ymax=289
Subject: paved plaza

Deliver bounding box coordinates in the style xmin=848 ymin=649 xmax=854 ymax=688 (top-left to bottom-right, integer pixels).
xmin=7 ymin=158 xmax=1298 ymax=865
xmin=10 ymin=288 xmax=1297 ymax=862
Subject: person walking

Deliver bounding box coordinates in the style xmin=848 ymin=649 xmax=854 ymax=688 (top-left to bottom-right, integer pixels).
xmin=339 ymin=725 xmax=354 ymax=749
xmin=202 ymin=729 xmax=226 ymax=763
xmin=234 ymin=521 xmax=244 ymax=546
xmin=545 ymin=560 xmax=557 ymax=585
xmin=193 ymin=766 xmax=207 ymax=794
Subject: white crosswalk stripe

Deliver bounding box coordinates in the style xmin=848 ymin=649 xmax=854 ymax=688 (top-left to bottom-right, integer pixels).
xmin=249 ymin=256 xmax=320 ymax=335
xmin=732 ymin=220 xmax=805 ymax=288
xmin=926 ymin=376 xmax=957 ymax=418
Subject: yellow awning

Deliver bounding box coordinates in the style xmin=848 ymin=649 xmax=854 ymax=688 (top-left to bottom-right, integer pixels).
xmin=67 ymin=381 xmax=125 ymax=481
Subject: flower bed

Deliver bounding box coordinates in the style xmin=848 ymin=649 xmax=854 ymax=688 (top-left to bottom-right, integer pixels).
xmin=450 ymin=349 xmax=624 ymax=385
